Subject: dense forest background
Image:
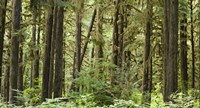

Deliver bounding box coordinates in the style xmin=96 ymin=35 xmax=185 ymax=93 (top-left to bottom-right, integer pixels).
xmin=0 ymin=0 xmax=200 ymax=107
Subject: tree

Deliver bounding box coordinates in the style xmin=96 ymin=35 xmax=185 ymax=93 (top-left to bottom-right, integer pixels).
xmin=163 ymin=0 xmax=178 ymax=102
xmin=112 ymin=0 xmax=119 ymax=67
xmin=54 ymin=3 xmax=64 ymax=98
xmin=49 ymin=5 xmax=57 ymax=98
xmin=42 ymin=0 xmax=54 ymax=101
xmin=0 ymin=0 xmax=7 ymax=92
xmin=190 ymin=0 xmax=195 ymax=89
xmin=142 ymin=0 xmax=153 ymax=104
xmin=180 ymin=0 xmax=188 ymax=92
xmin=95 ymin=1 xmax=104 ymax=60
xmin=9 ymin=0 xmax=21 ymax=103
xmin=17 ymin=44 xmax=23 ymax=91
xmin=111 ymin=0 xmax=120 ymax=86
xmin=71 ymin=0 xmax=84 ymax=92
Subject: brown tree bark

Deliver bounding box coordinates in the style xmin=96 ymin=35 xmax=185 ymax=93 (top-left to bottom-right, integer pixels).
xmin=142 ymin=0 xmax=153 ymax=104
xmin=33 ymin=6 xmax=41 ymax=88
xmin=48 ymin=5 xmax=58 ymax=98
xmin=95 ymin=4 xmax=104 ymax=60
xmin=3 ymin=28 xmax=11 ymax=102
xmin=9 ymin=0 xmax=21 ymax=104
xmin=71 ymin=0 xmax=84 ymax=92
xmin=180 ymin=4 xmax=188 ymax=92
xmin=190 ymin=0 xmax=195 ymax=89
xmin=112 ymin=0 xmax=119 ymax=67
xmin=54 ymin=5 xmax=64 ymax=98
xmin=111 ymin=0 xmax=120 ymax=86
xmin=30 ymin=2 xmax=37 ymax=87
xmin=163 ymin=0 xmax=178 ymax=102
xmin=42 ymin=0 xmax=54 ymax=101
xmin=17 ymin=45 xmax=23 ymax=91
xmin=0 ymin=0 xmax=7 ymax=92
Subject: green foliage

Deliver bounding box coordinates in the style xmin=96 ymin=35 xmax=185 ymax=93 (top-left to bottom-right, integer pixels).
xmin=16 ymin=87 xmax=41 ymax=106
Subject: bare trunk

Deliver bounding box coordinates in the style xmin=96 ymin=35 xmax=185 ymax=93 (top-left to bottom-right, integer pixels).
xmin=111 ymin=0 xmax=120 ymax=86
xmin=42 ymin=0 xmax=54 ymax=101
xmin=54 ymin=5 xmax=64 ymax=98
xmin=17 ymin=46 xmax=23 ymax=91
xmin=48 ymin=6 xmax=57 ymax=98
xmin=180 ymin=8 xmax=188 ymax=92
xmin=0 ymin=0 xmax=7 ymax=92
xmin=163 ymin=0 xmax=178 ymax=102
xmin=142 ymin=0 xmax=153 ymax=104
xmin=190 ymin=0 xmax=195 ymax=89
xmin=9 ymin=0 xmax=21 ymax=104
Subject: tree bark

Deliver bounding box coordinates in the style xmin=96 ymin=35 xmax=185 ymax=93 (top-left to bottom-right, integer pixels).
xmin=180 ymin=3 xmax=188 ymax=92
xmin=0 ymin=0 xmax=7 ymax=92
xmin=33 ymin=6 xmax=41 ymax=87
xmin=111 ymin=0 xmax=120 ymax=86
xmin=142 ymin=0 xmax=153 ymax=104
xmin=31 ymin=4 xmax=37 ymax=87
xmin=71 ymin=0 xmax=84 ymax=92
xmin=48 ymin=5 xmax=57 ymax=98
xmin=112 ymin=0 xmax=119 ymax=67
xmin=17 ymin=45 xmax=23 ymax=91
xmin=190 ymin=0 xmax=195 ymax=89
xmin=9 ymin=0 xmax=21 ymax=104
xmin=54 ymin=5 xmax=64 ymax=98
xmin=42 ymin=0 xmax=54 ymax=101
xmin=163 ymin=0 xmax=178 ymax=102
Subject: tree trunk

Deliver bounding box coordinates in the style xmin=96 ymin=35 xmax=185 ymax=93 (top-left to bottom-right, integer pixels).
xmin=48 ymin=5 xmax=57 ymax=98
xmin=71 ymin=0 xmax=84 ymax=92
xmin=33 ymin=6 xmax=41 ymax=87
xmin=54 ymin=5 xmax=64 ymax=98
xmin=0 ymin=0 xmax=7 ymax=92
xmin=142 ymin=0 xmax=153 ymax=104
xmin=111 ymin=0 xmax=120 ymax=86
xmin=180 ymin=3 xmax=188 ymax=92
xmin=163 ymin=0 xmax=178 ymax=102
xmin=42 ymin=0 xmax=54 ymax=101
xmin=31 ymin=4 xmax=37 ymax=87
xmin=9 ymin=0 xmax=21 ymax=104
xmin=95 ymin=4 xmax=104 ymax=60
xmin=190 ymin=0 xmax=195 ymax=89
xmin=17 ymin=45 xmax=23 ymax=91
xmin=3 ymin=29 xmax=11 ymax=102
xmin=112 ymin=0 xmax=119 ymax=67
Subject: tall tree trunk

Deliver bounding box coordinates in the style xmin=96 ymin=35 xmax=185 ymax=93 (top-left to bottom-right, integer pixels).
xmin=48 ymin=5 xmax=57 ymax=98
xmin=118 ymin=0 xmax=125 ymax=68
xmin=3 ymin=28 xmax=11 ymax=102
xmin=54 ymin=5 xmax=64 ymax=98
xmin=142 ymin=0 xmax=153 ymax=104
xmin=33 ymin=6 xmax=41 ymax=87
xmin=9 ymin=0 xmax=21 ymax=104
xmin=42 ymin=0 xmax=54 ymax=101
xmin=112 ymin=0 xmax=119 ymax=66
xmin=198 ymin=0 xmax=200 ymax=104
xmin=111 ymin=0 xmax=120 ymax=86
xmin=95 ymin=4 xmax=104 ymax=60
xmin=180 ymin=2 xmax=188 ymax=92
xmin=0 ymin=0 xmax=7 ymax=92
xmin=17 ymin=45 xmax=23 ymax=91
xmin=31 ymin=4 xmax=37 ymax=87
xmin=190 ymin=0 xmax=195 ymax=89
xmin=71 ymin=0 xmax=84 ymax=92
xmin=163 ymin=0 xmax=178 ymax=102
